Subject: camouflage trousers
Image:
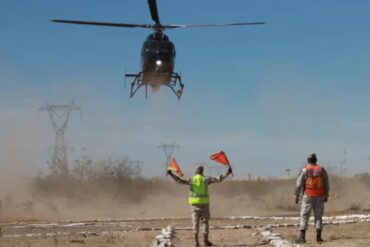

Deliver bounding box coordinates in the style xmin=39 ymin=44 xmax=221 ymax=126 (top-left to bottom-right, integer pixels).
xmin=191 ymin=204 xmax=210 ymax=236
xmin=299 ymin=196 xmax=325 ymax=230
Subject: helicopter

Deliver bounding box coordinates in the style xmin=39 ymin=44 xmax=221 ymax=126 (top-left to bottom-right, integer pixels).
xmin=53 ymin=0 xmax=265 ymax=100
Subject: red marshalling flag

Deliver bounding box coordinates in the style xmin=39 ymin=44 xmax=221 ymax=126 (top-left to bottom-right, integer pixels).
xmin=210 ymin=151 xmax=230 ymax=167
xmin=167 ymin=158 xmax=184 ymax=177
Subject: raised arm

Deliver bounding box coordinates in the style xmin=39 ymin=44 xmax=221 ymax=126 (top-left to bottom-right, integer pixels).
xmin=207 ymin=167 xmax=233 ymax=185
xmin=167 ymin=170 xmax=190 ymax=185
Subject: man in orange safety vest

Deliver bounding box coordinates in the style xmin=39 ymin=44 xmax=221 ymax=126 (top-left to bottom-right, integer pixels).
xmin=294 ymin=153 xmax=330 ymax=243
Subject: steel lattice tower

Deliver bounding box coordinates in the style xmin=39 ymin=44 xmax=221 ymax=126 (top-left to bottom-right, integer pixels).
xmin=158 ymin=143 xmax=179 ymax=170
xmin=39 ymin=100 xmax=81 ymax=174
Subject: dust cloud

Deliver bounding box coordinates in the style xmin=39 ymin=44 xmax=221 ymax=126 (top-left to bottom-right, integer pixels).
xmin=1 ymin=158 xmax=370 ymax=222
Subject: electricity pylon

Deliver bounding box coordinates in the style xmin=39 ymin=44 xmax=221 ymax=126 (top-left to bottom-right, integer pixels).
xmin=158 ymin=143 xmax=179 ymax=170
xmin=39 ymin=100 xmax=81 ymax=174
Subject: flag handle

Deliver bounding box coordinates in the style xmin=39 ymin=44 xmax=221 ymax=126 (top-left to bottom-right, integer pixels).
xmin=228 ymin=163 xmax=234 ymax=177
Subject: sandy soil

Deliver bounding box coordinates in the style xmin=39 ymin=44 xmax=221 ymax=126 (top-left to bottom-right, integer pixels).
xmin=274 ymin=221 xmax=370 ymax=247
xmin=0 ymin=231 xmax=158 ymax=247
xmin=2 ymin=215 xmax=370 ymax=247
xmin=2 ymin=173 xmax=370 ymax=246
xmin=172 ymin=229 xmax=268 ymax=247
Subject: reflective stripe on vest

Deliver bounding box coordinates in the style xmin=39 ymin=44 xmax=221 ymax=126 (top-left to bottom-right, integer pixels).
xmin=305 ymin=165 xmax=324 ymax=197
xmin=188 ymin=174 xmax=209 ymax=205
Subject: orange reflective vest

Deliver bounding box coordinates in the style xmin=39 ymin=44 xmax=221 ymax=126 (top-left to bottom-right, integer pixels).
xmin=305 ymin=165 xmax=325 ymax=197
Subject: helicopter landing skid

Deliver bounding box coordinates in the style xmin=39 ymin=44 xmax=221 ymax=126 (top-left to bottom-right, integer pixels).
xmin=168 ymin=72 xmax=184 ymax=100
xmin=125 ymin=72 xmax=184 ymax=100
xmin=125 ymin=72 xmax=145 ymax=98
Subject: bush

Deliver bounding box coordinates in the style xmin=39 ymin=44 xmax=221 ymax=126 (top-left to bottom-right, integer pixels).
xmin=31 ymin=157 xmax=152 ymax=204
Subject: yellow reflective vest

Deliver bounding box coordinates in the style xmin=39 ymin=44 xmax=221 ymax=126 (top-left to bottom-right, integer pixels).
xmin=188 ymin=174 xmax=209 ymax=205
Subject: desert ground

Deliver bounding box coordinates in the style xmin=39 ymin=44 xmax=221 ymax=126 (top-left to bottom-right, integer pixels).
xmin=1 ymin=213 xmax=370 ymax=246
xmin=2 ymin=161 xmax=370 ymax=246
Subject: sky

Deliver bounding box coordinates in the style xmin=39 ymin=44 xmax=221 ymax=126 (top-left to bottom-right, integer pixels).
xmin=1 ymin=0 xmax=370 ymax=178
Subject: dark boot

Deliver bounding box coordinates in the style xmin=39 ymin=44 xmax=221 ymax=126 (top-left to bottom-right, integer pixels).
xmin=316 ymin=230 xmax=324 ymax=243
xmin=295 ymin=230 xmax=306 ymax=243
xmin=204 ymin=234 xmax=213 ymax=246
xmin=194 ymin=233 xmax=200 ymax=246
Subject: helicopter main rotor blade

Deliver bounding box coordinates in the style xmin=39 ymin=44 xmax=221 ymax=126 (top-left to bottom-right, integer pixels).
xmin=148 ymin=0 xmax=160 ymax=24
xmin=163 ymin=22 xmax=266 ymax=29
xmin=52 ymin=19 xmax=153 ymax=28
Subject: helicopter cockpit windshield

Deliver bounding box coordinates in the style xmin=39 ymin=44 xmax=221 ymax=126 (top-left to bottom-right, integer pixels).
xmin=142 ymin=40 xmax=175 ymax=59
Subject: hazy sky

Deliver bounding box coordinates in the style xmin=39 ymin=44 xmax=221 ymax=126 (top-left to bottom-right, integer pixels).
xmin=1 ymin=0 xmax=370 ymax=178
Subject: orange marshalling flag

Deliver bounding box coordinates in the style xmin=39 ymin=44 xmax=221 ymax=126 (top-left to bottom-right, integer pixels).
xmin=167 ymin=158 xmax=184 ymax=177
xmin=210 ymin=151 xmax=230 ymax=167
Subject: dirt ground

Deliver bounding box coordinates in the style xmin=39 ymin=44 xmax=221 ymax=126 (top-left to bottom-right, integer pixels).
xmin=0 ymin=231 xmax=158 ymax=247
xmin=274 ymin=221 xmax=370 ymax=247
xmin=0 ymin=218 xmax=267 ymax=247
xmin=172 ymin=229 xmax=268 ymax=247
xmin=1 ymin=215 xmax=370 ymax=247
xmin=2 ymin=172 xmax=370 ymax=246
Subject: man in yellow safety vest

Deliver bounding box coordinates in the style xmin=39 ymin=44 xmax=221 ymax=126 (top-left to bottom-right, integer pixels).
xmin=168 ymin=165 xmax=232 ymax=246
